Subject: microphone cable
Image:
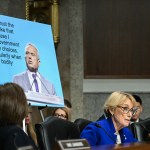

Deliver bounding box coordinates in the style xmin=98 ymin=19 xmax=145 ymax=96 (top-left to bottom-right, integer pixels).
xmin=29 ymin=78 xmax=35 ymax=91
xmin=29 ymin=68 xmax=39 ymax=92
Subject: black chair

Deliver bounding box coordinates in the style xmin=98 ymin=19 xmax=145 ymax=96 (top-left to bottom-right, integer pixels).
xmin=74 ymin=118 xmax=92 ymax=134
xmin=131 ymin=118 xmax=150 ymax=142
xmin=35 ymin=116 xmax=80 ymax=150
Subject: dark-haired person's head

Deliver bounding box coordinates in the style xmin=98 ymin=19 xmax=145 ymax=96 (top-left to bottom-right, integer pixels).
xmin=64 ymin=99 xmax=72 ymax=109
xmin=131 ymin=94 xmax=143 ymax=122
xmin=0 ymin=82 xmax=28 ymax=126
xmin=64 ymin=99 xmax=72 ymax=119
xmin=132 ymin=94 xmax=142 ymax=105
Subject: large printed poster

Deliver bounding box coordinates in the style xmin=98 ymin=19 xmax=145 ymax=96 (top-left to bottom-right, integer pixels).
xmin=0 ymin=15 xmax=64 ymax=107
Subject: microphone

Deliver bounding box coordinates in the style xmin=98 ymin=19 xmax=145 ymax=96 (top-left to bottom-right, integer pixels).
xmin=29 ymin=67 xmax=38 ymax=92
xmin=30 ymin=67 xmax=37 ymax=73
xmin=140 ymin=124 xmax=150 ymax=133
xmin=30 ymin=67 xmax=56 ymax=95
xmin=29 ymin=78 xmax=35 ymax=91
xmin=134 ymin=123 xmax=150 ymax=141
xmin=29 ymin=67 xmax=37 ymax=91
xmin=36 ymin=73 xmax=53 ymax=95
xmin=38 ymin=105 xmax=47 ymax=121
xmin=95 ymin=123 xmax=117 ymax=143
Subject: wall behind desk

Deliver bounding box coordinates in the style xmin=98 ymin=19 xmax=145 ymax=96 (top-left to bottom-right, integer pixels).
xmin=83 ymin=93 xmax=150 ymax=121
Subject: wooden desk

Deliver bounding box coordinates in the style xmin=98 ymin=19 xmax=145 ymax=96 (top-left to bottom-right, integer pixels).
xmin=91 ymin=142 xmax=150 ymax=150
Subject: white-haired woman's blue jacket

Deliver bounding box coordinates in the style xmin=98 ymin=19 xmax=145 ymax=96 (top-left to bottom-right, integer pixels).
xmin=80 ymin=117 xmax=138 ymax=146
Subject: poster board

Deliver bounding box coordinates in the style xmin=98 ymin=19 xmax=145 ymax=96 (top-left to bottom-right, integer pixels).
xmin=0 ymin=15 xmax=64 ymax=107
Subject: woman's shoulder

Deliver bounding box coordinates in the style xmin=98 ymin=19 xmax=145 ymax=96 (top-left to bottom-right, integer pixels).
xmin=82 ymin=118 xmax=110 ymax=133
xmin=1 ymin=125 xmax=37 ymax=150
xmin=97 ymin=117 xmax=112 ymax=126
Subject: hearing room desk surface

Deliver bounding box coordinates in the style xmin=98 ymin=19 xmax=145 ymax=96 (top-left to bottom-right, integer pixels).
xmin=91 ymin=142 xmax=150 ymax=150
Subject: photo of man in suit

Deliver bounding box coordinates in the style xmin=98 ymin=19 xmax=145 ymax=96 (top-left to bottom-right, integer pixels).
xmin=13 ymin=43 xmax=56 ymax=95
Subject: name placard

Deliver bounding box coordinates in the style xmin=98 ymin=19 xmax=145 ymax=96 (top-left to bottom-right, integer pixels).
xmin=17 ymin=145 xmax=34 ymax=150
xmin=57 ymin=139 xmax=91 ymax=150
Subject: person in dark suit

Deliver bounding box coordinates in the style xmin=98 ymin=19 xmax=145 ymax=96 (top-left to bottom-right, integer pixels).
xmin=130 ymin=94 xmax=143 ymax=122
xmin=125 ymin=95 xmax=143 ymax=130
xmin=13 ymin=43 xmax=56 ymax=95
xmin=80 ymin=91 xmax=138 ymax=146
xmin=0 ymin=82 xmax=37 ymax=150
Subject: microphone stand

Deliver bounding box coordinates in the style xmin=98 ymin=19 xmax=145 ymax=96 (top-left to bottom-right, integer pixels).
xmin=38 ymin=105 xmax=47 ymax=121
xmin=36 ymin=73 xmax=51 ymax=95
xmin=29 ymin=78 xmax=35 ymax=91
xmin=29 ymin=68 xmax=38 ymax=91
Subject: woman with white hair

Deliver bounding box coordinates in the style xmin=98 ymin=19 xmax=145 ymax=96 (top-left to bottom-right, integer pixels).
xmin=80 ymin=91 xmax=138 ymax=146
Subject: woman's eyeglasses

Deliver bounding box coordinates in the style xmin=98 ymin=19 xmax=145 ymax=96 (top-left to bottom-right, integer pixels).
xmin=54 ymin=113 xmax=67 ymax=120
xmin=117 ymin=106 xmax=137 ymax=115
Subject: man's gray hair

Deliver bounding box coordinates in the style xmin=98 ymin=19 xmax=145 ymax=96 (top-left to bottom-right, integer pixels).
xmin=25 ymin=42 xmax=40 ymax=60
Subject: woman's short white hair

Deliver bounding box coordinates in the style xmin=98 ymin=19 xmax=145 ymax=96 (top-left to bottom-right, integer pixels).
xmin=104 ymin=91 xmax=136 ymax=113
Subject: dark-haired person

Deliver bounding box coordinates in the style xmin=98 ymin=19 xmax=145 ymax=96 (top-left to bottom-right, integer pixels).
xmin=129 ymin=94 xmax=143 ymax=136
xmin=0 ymin=83 xmax=37 ymax=150
xmin=131 ymin=94 xmax=143 ymax=122
xmin=13 ymin=42 xmax=56 ymax=95
xmin=80 ymin=91 xmax=138 ymax=146
xmin=64 ymin=99 xmax=72 ymax=120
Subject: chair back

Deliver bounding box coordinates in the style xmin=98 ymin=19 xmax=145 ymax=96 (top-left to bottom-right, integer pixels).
xmin=131 ymin=118 xmax=150 ymax=142
xmin=74 ymin=118 xmax=92 ymax=133
xmin=35 ymin=116 xmax=80 ymax=150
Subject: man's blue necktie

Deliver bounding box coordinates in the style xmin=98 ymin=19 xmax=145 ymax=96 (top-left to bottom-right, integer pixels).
xmin=32 ymin=74 xmax=39 ymax=92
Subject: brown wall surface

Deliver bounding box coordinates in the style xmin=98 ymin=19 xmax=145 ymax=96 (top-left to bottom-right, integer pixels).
xmin=84 ymin=0 xmax=150 ymax=79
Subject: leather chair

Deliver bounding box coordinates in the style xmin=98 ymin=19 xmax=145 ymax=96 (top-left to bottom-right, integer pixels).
xmin=131 ymin=118 xmax=150 ymax=142
xmin=35 ymin=116 xmax=80 ymax=150
xmin=74 ymin=118 xmax=92 ymax=134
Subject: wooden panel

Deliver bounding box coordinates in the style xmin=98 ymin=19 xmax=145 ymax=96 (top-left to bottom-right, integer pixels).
xmin=92 ymin=142 xmax=150 ymax=150
xmin=83 ymin=0 xmax=150 ymax=79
